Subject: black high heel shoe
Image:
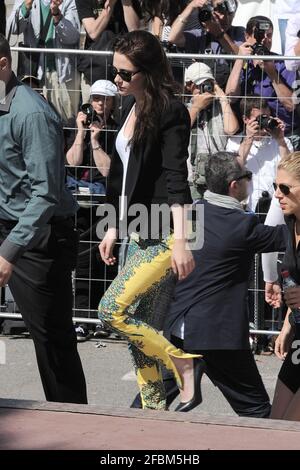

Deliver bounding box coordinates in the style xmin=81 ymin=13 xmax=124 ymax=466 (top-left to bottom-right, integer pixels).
xmin=175 ymin=358 xmax=206 ymax=412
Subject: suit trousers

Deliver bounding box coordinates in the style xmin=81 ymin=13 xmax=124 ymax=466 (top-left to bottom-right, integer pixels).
xmin=171 ymin=337 xmax=271 ymax=417
xmin=0 ymin=218 xmax=88 ymax=404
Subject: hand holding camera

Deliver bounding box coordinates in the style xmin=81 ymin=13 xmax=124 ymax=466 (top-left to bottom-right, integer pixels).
xmin=192 ymin=82 xmax=215 ymax=111
xmin=245 ymin=116 xmax=260 ymax=139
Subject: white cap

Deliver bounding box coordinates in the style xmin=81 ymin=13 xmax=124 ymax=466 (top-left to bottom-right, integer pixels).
xmin=90 ymin=80 xmax=118 ymax=97
xmin=184 ymin=62 xmax=215 ymax=86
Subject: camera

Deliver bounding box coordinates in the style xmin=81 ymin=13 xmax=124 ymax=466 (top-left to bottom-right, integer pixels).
xmin=198 ymin=80 xmax=214 ymax=94
xmin=160 ymin=41 xmax=178 ymax=53
xmin=255 ymin=114 xmax=278 ymax=131
xmin=198 ymin=0 xmax=213 ymax=22
xmin=198 ymin=0 xmax=237 ymax=23
xmin=81 ymin=103 xmax=102 ymax=126
xmin=251 ymin=20 xmax=271 ymax=55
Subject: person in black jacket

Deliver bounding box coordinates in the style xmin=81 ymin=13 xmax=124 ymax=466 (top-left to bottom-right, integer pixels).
xmin=161 ymin=151 xmax=288 ymax=417
xmin=97 ymin=30 xmax=204 ymax=411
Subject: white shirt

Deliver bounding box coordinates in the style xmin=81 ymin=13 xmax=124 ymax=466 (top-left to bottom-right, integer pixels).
xmin=115 ymin=105 xmax=135 ymax=221
xmin=226 ymin=135 xmax=293 ymax=212
xmin=261 ymin=196 xmax=285 ymax=282
xmin=285 ymin=14 xmax=300 ymax=71
xmin=274 ymin=0 xmax=300 ymax=18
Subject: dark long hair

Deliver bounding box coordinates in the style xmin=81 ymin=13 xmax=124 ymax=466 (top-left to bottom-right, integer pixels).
xmin=113 ymin=30 xmax=180 ymax=149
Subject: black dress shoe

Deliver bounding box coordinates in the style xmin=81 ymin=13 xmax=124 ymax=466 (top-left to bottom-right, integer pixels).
xmin=175 ymin=358 xmax=206 ymax=412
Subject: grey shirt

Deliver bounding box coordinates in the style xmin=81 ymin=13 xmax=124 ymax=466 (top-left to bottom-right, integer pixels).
xmin=0 ymin=73 xmax=77 ymax=264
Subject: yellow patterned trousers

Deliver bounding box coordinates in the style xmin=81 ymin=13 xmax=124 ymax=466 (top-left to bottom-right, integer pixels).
xmin=98 ymin=235 xmax=196 ymax=410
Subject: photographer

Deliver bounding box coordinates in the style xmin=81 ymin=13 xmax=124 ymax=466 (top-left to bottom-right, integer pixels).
xmin=169 ymin=0 xmax=244 ymax=85
xmin=226 ymin=16 xmax=300 ymax=149
xmin=66 ymin=79 xmax=117 ymax=194
xmin=75 ymin=0 xmax=141 ymax=100
xmin=226 ymin=96 xmax=292 ymax=212
xmin=185 ymin=61 xmax=239 ymax=199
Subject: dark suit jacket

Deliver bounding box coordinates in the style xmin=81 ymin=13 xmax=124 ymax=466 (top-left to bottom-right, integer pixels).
xmin=106 ymin=96 xmax=192 ymax=234
xmin=165 ymin=200 xmax=288 ymax=350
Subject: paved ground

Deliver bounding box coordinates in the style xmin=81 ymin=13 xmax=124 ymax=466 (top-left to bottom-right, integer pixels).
xmin=0 ymin=333 xmax=282 ymax=415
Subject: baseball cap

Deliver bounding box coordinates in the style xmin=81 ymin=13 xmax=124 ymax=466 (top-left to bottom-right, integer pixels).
xmin=184 ymin=62 xmax=215 ymax=86
xmin=90 ymin=80 xmax=118 ymax=97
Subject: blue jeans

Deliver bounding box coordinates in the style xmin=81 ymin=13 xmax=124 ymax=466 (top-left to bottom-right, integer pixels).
xmin=278 ymin=18 xmax=288 ymax=54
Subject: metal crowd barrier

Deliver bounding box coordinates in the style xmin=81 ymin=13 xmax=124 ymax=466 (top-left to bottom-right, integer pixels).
xmin=1 ymin=47 xmax=300 ymax=338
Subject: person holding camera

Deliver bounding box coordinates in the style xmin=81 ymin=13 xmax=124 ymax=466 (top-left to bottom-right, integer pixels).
xmin=184 ymin=61 xmax=239 ymax=199
xmin=75 ymin=0 xmax=141 ymax=102
xmin=66 ymin=79 xmax=117 ymax=189
xmin=226 ymin=15 xmax=300 ymax=150
xmin=169 ymin=0 xmax=244 ymax=87
xmin=226 ymin=96 xmax=292 ymax=213
xmin=8 ymin=0 xmax=81 ymax=125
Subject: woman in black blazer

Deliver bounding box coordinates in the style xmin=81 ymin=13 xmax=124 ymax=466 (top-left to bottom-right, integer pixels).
xmin=98 ymin=30 xmax=204 ymax=411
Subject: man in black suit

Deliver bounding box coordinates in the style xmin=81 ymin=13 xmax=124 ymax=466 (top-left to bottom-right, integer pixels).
xmin=132 ymin=151 xmax=287 ymax=417
xmin=0 ymin=1 xmax=6 ymax=36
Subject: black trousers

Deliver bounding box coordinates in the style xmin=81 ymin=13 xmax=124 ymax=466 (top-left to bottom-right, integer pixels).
xmin=174 ymin=337 xmax=271 ymax=417
xmin=0 ymin=218 xmax=88 ymax=404
xmin=132 ymin=342 xmax=271 ymax=418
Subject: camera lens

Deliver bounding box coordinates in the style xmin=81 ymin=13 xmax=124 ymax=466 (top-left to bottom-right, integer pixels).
xmin=198 ymin=7 xmax=213 ymax=22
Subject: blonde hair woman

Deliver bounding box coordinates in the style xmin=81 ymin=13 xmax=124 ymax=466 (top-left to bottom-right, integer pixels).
xmin=270 ymin=151 xmax=300 ymax=421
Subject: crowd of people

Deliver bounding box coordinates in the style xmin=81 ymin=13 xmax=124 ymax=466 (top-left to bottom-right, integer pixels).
xmin=1 ymin=0 xmax=300 ymax=420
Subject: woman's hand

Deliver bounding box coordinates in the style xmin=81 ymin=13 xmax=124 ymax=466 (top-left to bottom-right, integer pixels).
xmin=171 ymin=239 xmax=195 ymax=281
xmin=265 ymin=282 xmax=282 ymax=308
xmin=99 ymin=228 xmax=117 ymax=265
xmin=274 ymin=321 xmax=295 ymax=360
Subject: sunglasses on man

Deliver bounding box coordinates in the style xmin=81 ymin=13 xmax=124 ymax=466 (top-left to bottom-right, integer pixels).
xmin=273 ymin=182 xmax=300 ymax=195
xmin=111 ymin=66 xmax=140 ymax=82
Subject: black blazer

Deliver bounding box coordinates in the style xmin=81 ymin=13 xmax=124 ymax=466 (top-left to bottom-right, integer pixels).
xmin=106 ymin=96 xmax=192 ymax=234
xmin=165 ymin=200 xmax=288 ymax=350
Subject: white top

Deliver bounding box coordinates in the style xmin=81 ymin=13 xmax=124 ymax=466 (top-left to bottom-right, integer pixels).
xmin=285 ymin=14 xmax=300 ymax=71
xmin=226 ymin=135 xmax=293 ymax=212
xmin=261 ymin=196 xmax=285 ymax=282
xmin=115 ymin=105 xmax=135 ymax=221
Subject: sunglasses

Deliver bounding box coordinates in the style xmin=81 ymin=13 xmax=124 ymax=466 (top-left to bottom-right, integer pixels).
xmin=273 ymin=182 xmax=300 ymax=195
xmin=235 ymin=170 xmax=253 ymax=182
xmin=111 ymin=66 xmax=141 ymax=82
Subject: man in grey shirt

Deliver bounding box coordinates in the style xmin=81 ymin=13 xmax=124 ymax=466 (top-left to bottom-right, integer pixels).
xmin=0 ymin=34 xmax=87 ymax=404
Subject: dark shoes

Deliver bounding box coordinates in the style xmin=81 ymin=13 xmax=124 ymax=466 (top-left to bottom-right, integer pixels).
xmin=75 ymin=325 xmax=90 ymax=342
xmin=94 ymin=320 xmax=111 ymax=339
xmin=175 ymin=358 xmax=206 ymax=412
